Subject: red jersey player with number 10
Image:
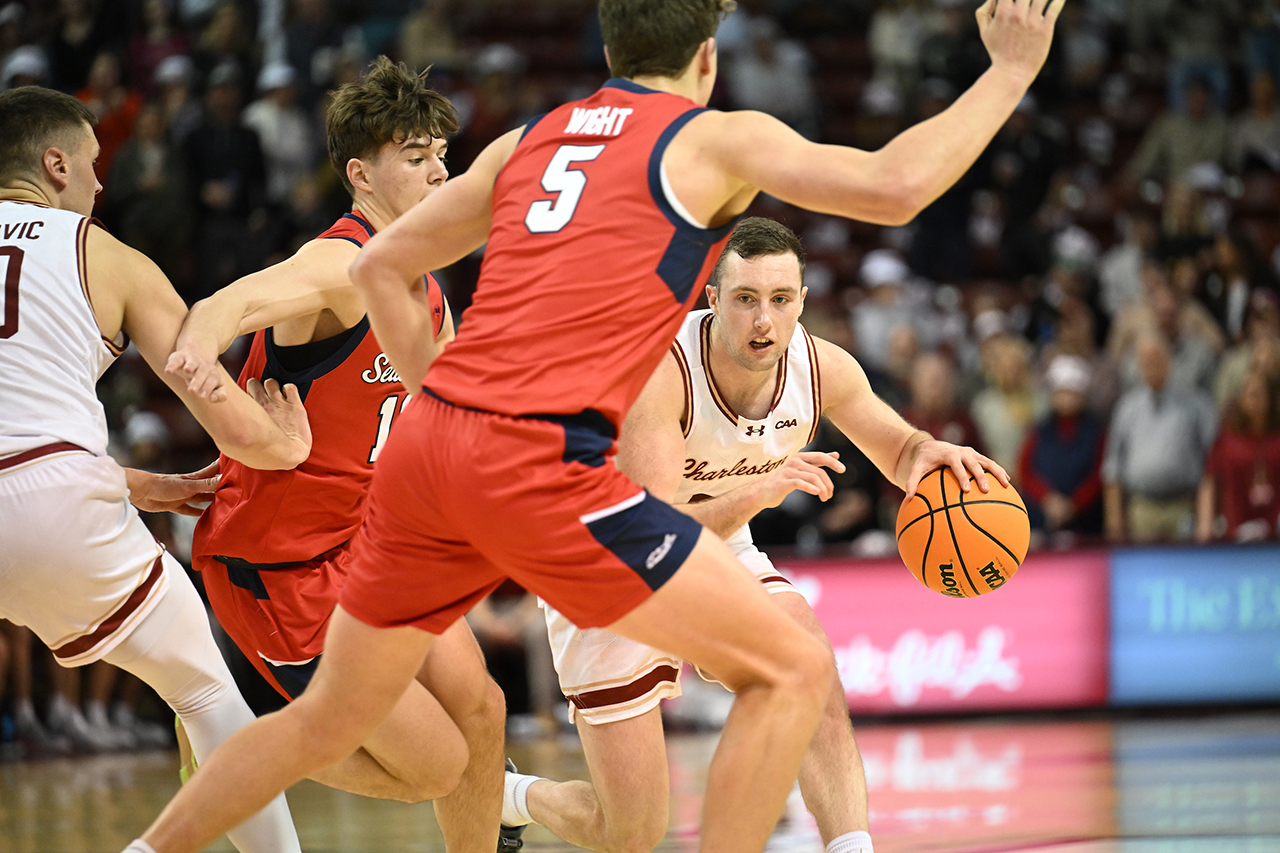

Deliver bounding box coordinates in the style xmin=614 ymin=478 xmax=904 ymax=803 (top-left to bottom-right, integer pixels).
xmin=164 ymin=58 xmax=511 ymax=853
xmin=130 ymin=1 xmax=1064 ymax=852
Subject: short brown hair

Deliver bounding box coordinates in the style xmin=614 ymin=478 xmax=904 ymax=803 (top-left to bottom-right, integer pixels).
xmin=599 ymin=0 xmax=735 ymax=80
xmin=710 ymin=217 xmax=806 ymax=290
xmin=326 ymin=56 xmax=459 ymax=196
xmin=0 ymin=87 xmax=96 ymax=185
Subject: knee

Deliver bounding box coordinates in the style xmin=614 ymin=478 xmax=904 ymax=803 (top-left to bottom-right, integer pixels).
xmin=397 ymin=726 xmax=469 ymax=803
xmin=601 ymin=806 xmax=667 ymax=853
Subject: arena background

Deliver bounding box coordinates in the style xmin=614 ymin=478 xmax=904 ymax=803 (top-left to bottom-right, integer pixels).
xmin=1 ymin=1 xmax=1279 ymax=851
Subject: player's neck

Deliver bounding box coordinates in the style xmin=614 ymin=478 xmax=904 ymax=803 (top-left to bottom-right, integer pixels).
xmin=0 ymin=185 xmax=56 ymax=209
xmin=627 ymin=71 xmax=704 ymax=104
xmin=707 ymin=329 xmax=779 ymax=419
xmin=351 ymin=198 xmax=392 ymax=233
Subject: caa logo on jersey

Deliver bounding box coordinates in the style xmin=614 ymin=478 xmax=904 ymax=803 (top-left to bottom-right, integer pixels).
xmin=775 ymin=419 xmax=798 ymax=429
xmin=361 ymin=353 xmax=401 ymax=384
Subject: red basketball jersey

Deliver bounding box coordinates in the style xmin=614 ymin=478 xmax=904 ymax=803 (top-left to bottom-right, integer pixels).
xmin=194 ymin=211 xmax=446 ymax=564
xmin=425 ymin=79 xmax=739 ymax=429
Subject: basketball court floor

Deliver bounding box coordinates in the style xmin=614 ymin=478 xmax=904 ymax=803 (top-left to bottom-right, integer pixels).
xmin=2 ymin=710 xmax=1278 ymax=853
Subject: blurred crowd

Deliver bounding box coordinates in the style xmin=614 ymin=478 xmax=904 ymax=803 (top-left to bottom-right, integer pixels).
xmin=5 ymin=0 xmax=1280 ymax=753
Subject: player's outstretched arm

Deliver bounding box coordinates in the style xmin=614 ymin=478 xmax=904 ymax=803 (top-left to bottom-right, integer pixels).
xmin=167 ymin=239 xmax=363 ymax=402
xmin=86 ymin=226 xmax=312 ymax=470
xmin=125 ymin=460 xmax=219 ymax=516
xmin=701 ymin=0 xmax=1064 ymax=226
xmin=351 ymin=128 xmax=520 ymax=389
xmin=815 ymin=337 xmax=1007 ymax=499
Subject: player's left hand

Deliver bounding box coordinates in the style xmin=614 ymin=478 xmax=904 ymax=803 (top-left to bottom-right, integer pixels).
xmin=903 ymin=440 xmax=1008 ymax=500
xmin=125 ymin=460 xmax=221 ymax=516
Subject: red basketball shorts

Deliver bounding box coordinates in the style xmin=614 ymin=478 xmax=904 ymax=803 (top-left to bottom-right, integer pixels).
xmin=339 ymin=391 xmax=703 ymax=634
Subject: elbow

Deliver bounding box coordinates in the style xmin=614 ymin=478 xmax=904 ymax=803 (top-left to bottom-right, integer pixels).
xmin=216 ymin=429 xmax=303 ymax=472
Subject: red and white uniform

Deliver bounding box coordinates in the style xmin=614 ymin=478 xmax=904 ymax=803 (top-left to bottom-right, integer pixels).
xmin=340 ymin=79 xmax=740 ymax=634
xmin=0 ymin=202 xmax=172 ymax=665
xmin=195 ymin=211 xmax=445 ymax=697
xmin=544 ymin=309 xmax=823 ymax=723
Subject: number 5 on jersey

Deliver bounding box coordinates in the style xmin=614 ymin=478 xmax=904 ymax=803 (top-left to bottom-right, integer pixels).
xmin=525 ymin=144 xmax=606 ymax=234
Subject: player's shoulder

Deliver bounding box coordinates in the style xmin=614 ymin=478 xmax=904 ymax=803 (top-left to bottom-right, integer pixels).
xmin=633 ymin=348 xmax=688 ymax=418
xmin=808 ymin=332 xmax=869 ymax=405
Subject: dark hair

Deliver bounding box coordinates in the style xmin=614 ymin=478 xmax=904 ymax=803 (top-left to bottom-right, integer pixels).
xmin=326 ymin=56 xmax=459 ymax=196
xmin=710 ymin=217 xmax=806 ymax=290
xmin=1227 ymin=369 xmax=1280 ymax=434
xmin=599 ymin=0 xmax=735 ymax=80
xmin=0 ymin=87 xmax=96 ymax=185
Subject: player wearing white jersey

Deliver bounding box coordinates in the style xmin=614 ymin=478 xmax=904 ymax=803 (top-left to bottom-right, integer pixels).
xmin=510 ymin=218 xmax=1009 ymax=853
xmin=0 ymin=87 xmax=309 ymax=853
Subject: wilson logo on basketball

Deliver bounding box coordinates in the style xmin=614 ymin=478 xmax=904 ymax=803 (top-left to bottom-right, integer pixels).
xmin=937 ymin=563 xmax=965 ymax=598
xmin=775 ymin=419 xmax=798 ymax=429
xmin=361 ymin=353 xmax=401 ymax=384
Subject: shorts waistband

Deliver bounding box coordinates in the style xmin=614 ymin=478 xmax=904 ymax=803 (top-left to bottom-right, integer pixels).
xmin=211 ymin=552 xmax=332 ymax=572
xmin=421 ymin=387 xmax=617 ymax=440
xmin=0 ymin=441 xmax=90 ymax=472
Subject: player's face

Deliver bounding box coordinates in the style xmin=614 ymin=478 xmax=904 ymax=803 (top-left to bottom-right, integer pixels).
xmin=60 ymin=127 xmax=102 ymax=217
xmin=707 ymin=252 xmax=806 ymax=373
xmin=366 ymin=135 xmax=448 ymax=220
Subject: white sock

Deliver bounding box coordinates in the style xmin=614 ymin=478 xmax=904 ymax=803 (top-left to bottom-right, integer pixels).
xmin=827 ymin=830 xmax=874 ymax=853
xmin=122 ymin=840 xmax=158 ymax=853
xmin=502 ymin=771 xmax=542 ymax=826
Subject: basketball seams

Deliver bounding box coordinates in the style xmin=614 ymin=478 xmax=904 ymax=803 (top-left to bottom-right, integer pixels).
xmin=958 ymin=490 xmax=1024 ymax=568
xmin=914 ymin=492 xmax=934 ymax=589
xmin=896 ymin=499 xmax=1026 ymax=538
xmin=939 ymin=468 xmax=981 ymax=596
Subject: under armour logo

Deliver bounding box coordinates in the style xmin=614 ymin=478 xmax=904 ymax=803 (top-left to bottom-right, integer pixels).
xmin=646 ymin=533 xmax=677 ymax=569
xmin=744 ymin=425 xmax=766 ymax=437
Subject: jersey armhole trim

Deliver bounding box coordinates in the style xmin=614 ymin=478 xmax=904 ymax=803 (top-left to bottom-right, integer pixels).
xmin=77 ymin=218 xmax=125 ymax=354
xmin=323 ymin=235 xmax=364 ymax=248
xmin=646 ymin=108 xmax=739 ymax=242
xmin=803 ymin=326 xmax=822 ymax=445
xmin=671 ymin=342 xmax=694 ymax=438
xmin=518 ymin=113 xmax=548 ymax=142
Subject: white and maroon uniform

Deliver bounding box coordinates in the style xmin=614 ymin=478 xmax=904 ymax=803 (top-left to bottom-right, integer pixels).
xmin=544 ymin=308 xmax=822 ymax=724
xmin=0 ymin=202 xmax=165 ymax=665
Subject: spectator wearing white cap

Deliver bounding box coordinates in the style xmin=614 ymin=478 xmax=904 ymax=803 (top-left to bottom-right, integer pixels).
xmin=851 ymin=248 xmax=929 ymax=373
xmin=1 ymin=44 xmax=48 ymax=89
xmin=153 ymin=54 xmax=201 ymax=144
xmin=242 ymin=61 xmax=316 ymax=204
xmin=1018 ymin=355 xmax=1106 ymax=535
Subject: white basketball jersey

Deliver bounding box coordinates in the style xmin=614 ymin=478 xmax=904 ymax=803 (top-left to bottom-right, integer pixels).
xmin=0 ymin=202 xmax=123 ymax=458
xmin=671 ymin=310 xmax=821 ymax=544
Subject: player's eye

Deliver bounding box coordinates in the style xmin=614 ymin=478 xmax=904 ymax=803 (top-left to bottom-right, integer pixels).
xmin=410 ymin=157 xmax=424 ymax=165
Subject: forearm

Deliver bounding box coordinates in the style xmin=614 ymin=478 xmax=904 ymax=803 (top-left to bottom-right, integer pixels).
xmin=359 ymin=273 xmax=440 ymax=390
xmin=870 ymin=66 xmax=1029 ymax=218
xmin=678 ymin=482 xmax=770 ymax=540
xmin=178 ymin=292 xmax=251 ymax=358
xmin=892 ymin=430 xmax=933 ymax=489
xmin=123 ymin=468 xmax=153 ymax=505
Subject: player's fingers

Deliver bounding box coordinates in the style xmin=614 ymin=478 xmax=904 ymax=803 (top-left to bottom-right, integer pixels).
xmin=1044 ymin=0 xmax=1066 ymax=23
xmin=184 ymin=459 xmax=220 ymax=480
xmin=964 ymin=454 xmax=992 ymax=493
xmin=816 ymin=468 xmax=835 ymax=501
xmin=246 ymin=377 xmax=267 ymax=405
xmin=1030 ymin=0 xmax=1048 ymax=19
xmin=951 ymin=457 xmax=972 ymax=492
xmin=904 ymin=465 xmax=925 ymax=501
xmin=282 ymin=382 xmax=303 ymax=406
xmin=796 ymin=451 xmax=845 ymax=474
xmin=975 ymin=0 xmax=997 ymax=25
xmin=187 ymin=478 xmax=220 ymax=495
xmin=171 ymin=503 xmax=203 ymax=518
xmin=988 ymin=459 xmax=1011 ymax=488
xmin=165 ymin=352 xmax=187 ymax=376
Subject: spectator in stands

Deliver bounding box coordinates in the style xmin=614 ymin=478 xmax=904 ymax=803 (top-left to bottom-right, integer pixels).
xmin=1125 ymin=77 xmax=1229 ymax=186
xmin=987 ymin=94 xmax=1067 ymax=280
xmin=1247 ymin=2 xmax=1280 ymax=86
xmin=1042 ymin=294 xmax=1121 ymax=415
xmin=49 ymin=0 xmax=123 ymax=93
xmin=77 ymin=51 xmax=143 ymax=196
xmin=2 ymin=623 xmax=71 ymax=757
xmin=398 ymin=0 xmax=460 ymax=73
xmin=153 ymin=53 xmax=201 ymax=143
xmin=1231 ymin=72 xmax=1280 ymax=174
xmin=1216 ymin=289 xmax=1280 ymax=409
xmin=127 ymin=0 xmax=191 ymax=95
xmin=902 ymin=351 xmax=984 ymax=451
xmin=1111 ymin=263 xmax=1221 ymax=393
xmin=972 ymin=335 xmax=1045 ymax=478
xmin=1205 ymin=227 xmax=1276 ymax=343
xmin=1019 ymin=354 xmax=1105 ymax=535
xmin=182 ymin=59 xmax=267 ymax=301
xmin=242 ymin=62 xmax=315 ymax=205
xmin=0 ymin=2 xmax=26 ymax=72
xmin=1104 ymin=332 xmax=1218 ymax=543
xmin=1099 ymin=209 xmax=1159 ymax=320
xmin=1197 ymin=369 xmax=1280 ymax=542
xmin=851 ymin=248 xmax=920 ymax=375
xmin=107 ymin=102 xmax=192 ymax=286
xmin=724 ymin=17 xmax=820 ymax=139
xmin=283 ymin=0 xmax=343 ymax=109
xmin=1163 ymin=0 xmax=1242 ymax=113
xmin=191 ymin=0 xmax=257 ymax=104
xmin=1 ymin=44 xmax=48 ymax=89
xmin=867 ymin=0 xmax=932 ymax=95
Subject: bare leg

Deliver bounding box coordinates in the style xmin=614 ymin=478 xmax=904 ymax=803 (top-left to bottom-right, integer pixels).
xmin=609 ymin=530 xmax=831 ymax=853
xmin=525 ymin=708 xmax=669 ymax=853
xmin=141 ymin=606 xmax=446 ymax=853
xmin=771 ymin=592 xmax=869 ymax=844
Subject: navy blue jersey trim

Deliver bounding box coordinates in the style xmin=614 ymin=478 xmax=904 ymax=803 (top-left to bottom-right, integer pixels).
xmin=341 ymin=212 xmax=375 ymax=237
xmin=262 ymin=316 xmax=371 ymax=401
xmin=519 ymin=113 xmax=548 ymax=142
xmin=603 ymin=78 xmax=660 ymax=95
xmin=324 ymin=235 xmax=364 ymax=248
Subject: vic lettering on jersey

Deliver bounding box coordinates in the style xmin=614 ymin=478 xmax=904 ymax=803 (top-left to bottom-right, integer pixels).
xmin=564 ymin=106 xmax=634 ymax=136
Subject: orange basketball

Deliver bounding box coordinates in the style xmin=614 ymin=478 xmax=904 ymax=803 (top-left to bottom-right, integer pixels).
xmin=895 ymin=467 xmax=1029 ymax=598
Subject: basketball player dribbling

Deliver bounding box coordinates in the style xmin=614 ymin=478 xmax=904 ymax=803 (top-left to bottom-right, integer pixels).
xmin=124 ymin=2 xmax=1063 ymax=852
xmin=0 ymin=87 xmax=309 ymax=853
xmin=164 ymin=57 xmax=515 ymax=853
xmin=506 ymin=218 xmax=1007 ymax=853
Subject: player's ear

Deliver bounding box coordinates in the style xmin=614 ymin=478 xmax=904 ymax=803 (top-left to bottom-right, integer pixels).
xmin=705 ymin=283 xmax=719 ymax=310
xmin=347 ymin=158 xmax=371 ymax=195
xmin=603 ymin=46 xmax=613 ymax=76
xmin=797 ymin=285 xmax=808 ymax=313
xmin=43 ymin=146 xmax=70 ymax=192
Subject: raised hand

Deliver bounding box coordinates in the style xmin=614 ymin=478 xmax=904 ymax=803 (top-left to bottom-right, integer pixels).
xmin=903 ymin=440 xmax=1009 ymax=500
xmin=166 ymin=344 xmax=228 ymax=403
xmin=975 ymin=0 xmax=1067 ymax=87
xmin=247 ymin=378 xmax=313 ymax=467
xmin=754 ymin=451 xmax=846 ymax=508
xmin=126 ymin=460 xmax=221 ymax=516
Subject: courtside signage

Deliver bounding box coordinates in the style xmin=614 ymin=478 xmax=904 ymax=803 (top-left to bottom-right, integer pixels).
xmin=789 ymin=552 xmax=1110 ymax=713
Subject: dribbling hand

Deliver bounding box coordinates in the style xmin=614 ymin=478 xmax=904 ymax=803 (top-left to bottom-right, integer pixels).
xmin=248 ymin=378 xmax=313 ymax=467
xmin=903 ymin=440 xmax=1009 ymax=500
xmin=976 ymin=0 xmax=1067 ymax=87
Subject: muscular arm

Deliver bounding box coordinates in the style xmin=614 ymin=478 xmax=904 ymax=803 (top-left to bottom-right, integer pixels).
xmin=167 ymin=239 xmax=363 ymax=400
xmin=350 ymin=128 xmax=520 ymax=389
xmin=617 ymin=353 xmax=843 ymax=539
xmin=87 ymin=226 xmax=311 ymax=470
xmin=677 ymin=0 xmax=1063 ymax=227
xmin=816 ymin=337 xmax=1007 ymax=497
